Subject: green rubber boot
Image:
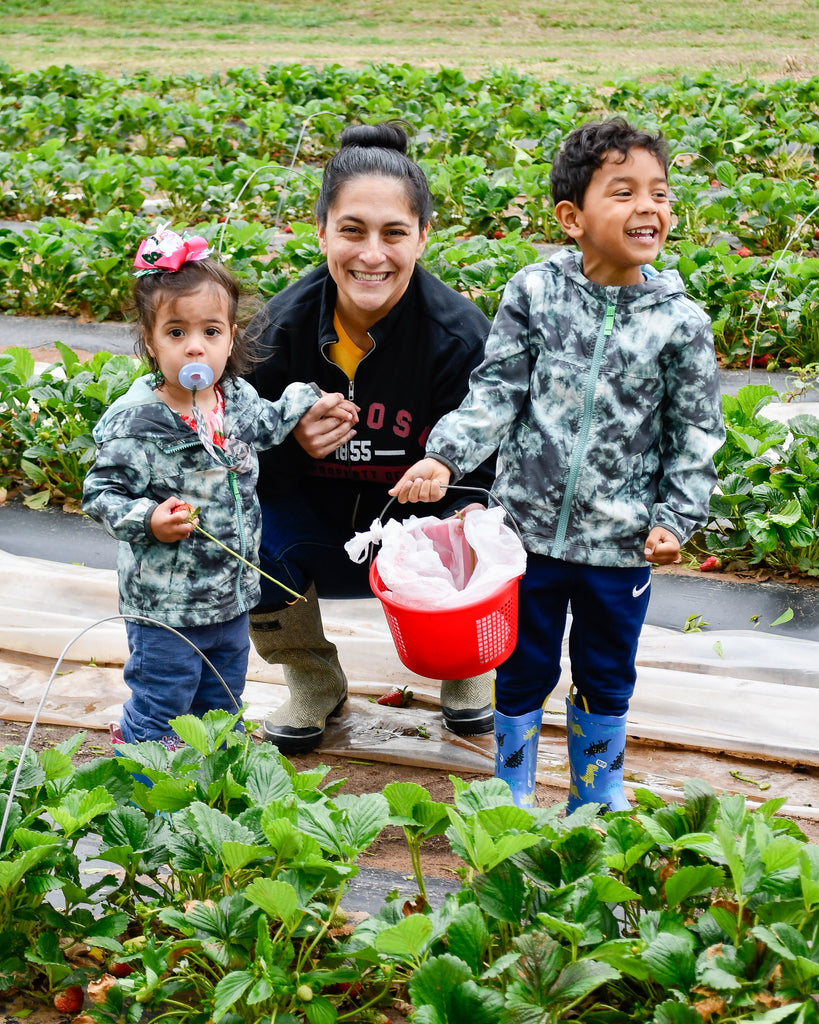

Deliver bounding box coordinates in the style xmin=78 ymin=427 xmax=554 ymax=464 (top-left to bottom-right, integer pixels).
xmin=250 ymin=585 xmax=347 ymax=754
xmin=494 ymin=707 xmax=543 ymax=808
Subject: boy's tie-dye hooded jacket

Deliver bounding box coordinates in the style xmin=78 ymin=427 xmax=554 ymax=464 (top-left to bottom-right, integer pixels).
xmin=426 ymin=248 xmax=725 ymax=568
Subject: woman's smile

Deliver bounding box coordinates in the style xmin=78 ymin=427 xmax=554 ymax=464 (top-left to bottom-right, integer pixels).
xmin=318 ymin=174 xmax=428 ymax=332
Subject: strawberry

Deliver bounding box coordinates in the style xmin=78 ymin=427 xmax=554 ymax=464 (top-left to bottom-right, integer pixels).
xmin=493 ymin=230 xmax=505 ymax=239
xmin=699 ymin=556 xmax=720 ymax=571
xmin=376 ymin=685 xmax=414 ymax=707
xmin=109 ymin=960 xmax=135 ymax=977
xmin=53 ymin=985 xmax=84 ymax=1013
xmin=171 ymin=502 xmax=200 ymax=524
xmin=736 ymin=246 xmax=751 ymax=257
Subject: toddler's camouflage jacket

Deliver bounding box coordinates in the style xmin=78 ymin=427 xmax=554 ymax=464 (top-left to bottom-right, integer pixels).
xmin=82 ymin=374 xmax=318 ymax=626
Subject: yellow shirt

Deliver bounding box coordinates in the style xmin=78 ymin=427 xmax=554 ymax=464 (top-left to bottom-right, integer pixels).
xmin=328 ymin=313 xmax=368 ymax=380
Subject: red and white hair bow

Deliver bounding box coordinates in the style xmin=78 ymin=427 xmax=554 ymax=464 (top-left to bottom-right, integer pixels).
xmin=133 ymin=224 xmax=211 ymax=276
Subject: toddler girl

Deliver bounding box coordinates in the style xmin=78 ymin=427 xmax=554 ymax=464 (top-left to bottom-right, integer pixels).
xmin=82 ymin=226 xmax=355 ymax=747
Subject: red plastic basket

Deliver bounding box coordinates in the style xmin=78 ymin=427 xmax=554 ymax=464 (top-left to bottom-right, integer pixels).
xmin=369 ymin=557 xmax=520 ymax=679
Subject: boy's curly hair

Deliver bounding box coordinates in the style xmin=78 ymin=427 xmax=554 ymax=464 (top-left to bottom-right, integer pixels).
xmin=550 ymin=117 xmax=669 ymax=209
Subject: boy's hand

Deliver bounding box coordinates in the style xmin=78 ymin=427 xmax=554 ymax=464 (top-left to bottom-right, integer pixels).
xmin=151 ymin=497 xmax=198 ymax=543
xmin=293 ymin=392 xmax=359 ymax=458
xmin=644 ymin=526 xmax=681 ymax=565
xmin=389 ymin=458 xmax=452 ymax=503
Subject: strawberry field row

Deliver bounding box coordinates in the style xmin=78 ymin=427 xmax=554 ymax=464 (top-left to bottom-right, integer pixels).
xmin=1 ymin=62 xmax=817 ymax=367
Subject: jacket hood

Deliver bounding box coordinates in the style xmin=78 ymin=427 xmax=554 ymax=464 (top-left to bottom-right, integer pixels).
xmin=93 ymin=374 xmax=247 ymax=444
xmin=554 ymin=247 xmax=687 ymax=311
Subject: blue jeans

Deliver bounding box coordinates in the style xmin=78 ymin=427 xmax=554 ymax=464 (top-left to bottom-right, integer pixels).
xmin=496 ymin=554 xmax=651 ymax=718
xmin=256 ymin=492 xmax=373 ymax=610
xmin=121 ymin=613 xmax=250 ymax=743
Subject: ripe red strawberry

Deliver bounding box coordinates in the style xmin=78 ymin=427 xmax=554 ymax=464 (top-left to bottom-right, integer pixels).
xmin=699 ymin=556 xmax=720 ymax=571
xmin=376 ymin=685 xmax=413 ymax=707
xmin=53 ymin=986 xmax=84 ymax=1013
xmin=736 ymin=246 xmax=751 ymax=257
xmin=109 ymin=960 xmax=135 ymax=977
xmin=493 ymin=230 xmax=505 ymax=239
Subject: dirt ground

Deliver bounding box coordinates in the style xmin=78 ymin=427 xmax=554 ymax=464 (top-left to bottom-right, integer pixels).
xmin=0 ymin=719 xmax=502 ymax=879
xmin=2 ymin=719 xmax=818 ymax=863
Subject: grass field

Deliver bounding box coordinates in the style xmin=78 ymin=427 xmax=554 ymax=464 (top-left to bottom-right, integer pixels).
xmin=1 ymin=0 xmax=816 ymax=84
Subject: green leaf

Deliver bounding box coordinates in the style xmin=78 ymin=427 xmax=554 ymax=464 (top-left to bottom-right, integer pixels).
xmin=642 ymin=933 xmax=696 ymax=990
xmin=769 ymin=607 xmax=794 ymax=626
xmin=0 ymin=845 xmax=57 ymax=889
xmin=384 ymin=780 xmax=435 ymax=819
xmin=664 ymin=864 xmax=725 ymax=908
xmin=652 ymin=999 xmax=702 ymax=1024
xmin=49 ymin=786 xmax=115 ymax=837
xmin=446 ymin=904 xmax=489 ymax=975
xmin=374 ymin=914 xmax=433 ymax=961
xmin=171 ymin=714 xmax=211 ymax=752
xmin=304 ymin=994 xmax=338 ymax=1024
xmin=260 ymin=815 xmax=305 ymax=862
xmin=220 ymin=841 xmax=271 ymax=873
xmin=473 ymin=859 xmax=526 ymax=924
xmin=407 ymin=954 xmax=472 ymax=1018
xmin=591 ymin=875 xmax=641 ymax=903
xmin=549 ymin=958 xmax=621 ymax=1003
xmin=333 ymin=792 xmax=391 ymax=854
xmin=243 ymin=878 xmax=299 ymax=927
xmin=212 ymin=970 xmax=253 ymax=1022
xmin=715 ymin=160 xmax=737 ymax=187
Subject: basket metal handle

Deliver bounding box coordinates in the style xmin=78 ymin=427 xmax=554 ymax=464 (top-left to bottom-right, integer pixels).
xmin=375 ymin=484 xmax=523 ymax=547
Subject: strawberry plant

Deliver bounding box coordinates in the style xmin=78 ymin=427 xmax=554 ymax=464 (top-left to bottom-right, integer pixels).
xmin=2 ymin=715 xmax=819 ymax=1021
xmin=0 ymin=343 xmax=143 ymax=506
xmin=695 ymin=384 xmax=819 ymax=574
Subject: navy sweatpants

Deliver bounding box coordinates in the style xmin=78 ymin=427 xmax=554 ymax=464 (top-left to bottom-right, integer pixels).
xmin=495 ymin=553 xmax=651 ymax=718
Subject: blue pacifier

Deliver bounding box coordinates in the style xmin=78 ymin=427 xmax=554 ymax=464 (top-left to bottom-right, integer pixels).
xmin=178 ymin=362 xmax=214 ymax=391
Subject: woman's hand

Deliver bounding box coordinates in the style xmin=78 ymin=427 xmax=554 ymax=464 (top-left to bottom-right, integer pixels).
xmin=150 ymin=497 xmax=198 ymax=543
xmin=292 ymin=392 xmax=359 ymax=458
xmin=389 ymin=458 xmax=452 ymax=503
xmin=643 ymin=526 xmax=681 ymax=565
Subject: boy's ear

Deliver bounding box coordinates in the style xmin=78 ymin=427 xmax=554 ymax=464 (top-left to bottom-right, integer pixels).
xmin=554 ymin=200 xmax=584 ymax=239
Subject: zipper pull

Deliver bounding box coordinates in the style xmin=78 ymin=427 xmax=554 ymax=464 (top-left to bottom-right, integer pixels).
xmin=603 ymin=302 xmax=615 ymax=336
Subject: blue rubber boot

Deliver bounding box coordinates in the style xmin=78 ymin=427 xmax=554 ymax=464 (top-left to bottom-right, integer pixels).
xmin=565 ymin=696 xmax=630 ymax=813
xmin=494 ymin=708 xmax=543 ymax=808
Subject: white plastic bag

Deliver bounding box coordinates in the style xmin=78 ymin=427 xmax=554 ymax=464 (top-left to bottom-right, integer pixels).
xmin=346 ymin=506 xmax=527 ymax=609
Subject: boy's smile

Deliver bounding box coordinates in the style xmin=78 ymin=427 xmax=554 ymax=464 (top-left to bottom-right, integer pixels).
xmin=555 ymin=147 xmax=671 ymax=287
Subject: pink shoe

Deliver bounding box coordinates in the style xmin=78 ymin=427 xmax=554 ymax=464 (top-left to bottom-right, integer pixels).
xmin=109 ymin=722 xmax=124 ymax=745
xmin=159 ymin=735 xmax=184 ymax=752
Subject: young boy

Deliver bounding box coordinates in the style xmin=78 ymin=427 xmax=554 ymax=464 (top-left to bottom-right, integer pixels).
xmin=389 ymin=117 xmax=725 ymax=810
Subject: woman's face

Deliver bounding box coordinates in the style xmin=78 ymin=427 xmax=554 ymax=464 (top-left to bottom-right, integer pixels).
xmin=318 ymin=175 xmax=428 ymax=330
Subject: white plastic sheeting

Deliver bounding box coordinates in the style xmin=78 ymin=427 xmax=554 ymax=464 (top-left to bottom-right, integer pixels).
xmin=1 ymin=547 xmax=818 ymax=812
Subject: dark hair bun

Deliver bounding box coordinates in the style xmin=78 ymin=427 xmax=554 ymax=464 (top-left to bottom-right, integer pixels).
xmin=339 ymin=121 xmax=409 ymax=155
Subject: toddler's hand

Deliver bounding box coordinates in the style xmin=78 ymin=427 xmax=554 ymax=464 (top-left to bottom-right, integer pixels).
xmin=389 ymin=458 xmax=452 ymax=503
xmin=293 ymin=392 xmax=359 ymax=458
xmin=151 ymin=497 xmax=198 ymax=543
xmin=643 ymin=526 xmax=681 ymax=565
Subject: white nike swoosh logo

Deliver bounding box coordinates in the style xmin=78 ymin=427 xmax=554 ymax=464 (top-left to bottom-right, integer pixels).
xmin=632 ymin=580 xmax=651 ymax=598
